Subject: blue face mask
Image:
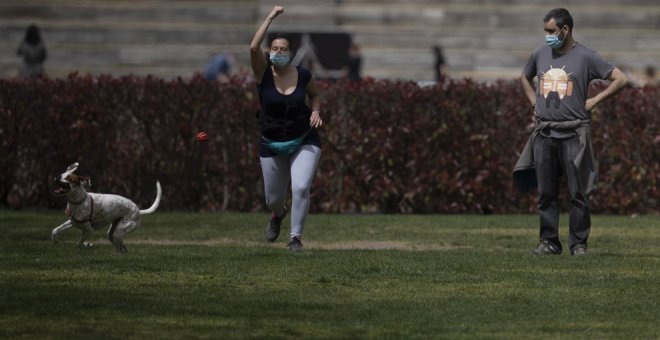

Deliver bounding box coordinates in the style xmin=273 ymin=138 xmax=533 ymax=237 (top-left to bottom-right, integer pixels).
xmin=270 ymin=52 xmax=290 ymax=68
xmin=545 ymin=27 xmax=565 ymax=49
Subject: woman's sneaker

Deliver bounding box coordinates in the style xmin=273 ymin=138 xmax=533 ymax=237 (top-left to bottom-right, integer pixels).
xmin=572 ymin=246 xmax=588 ymax=256
xmin=265 ymin=207 xmax=287 ymax=242
xmin=529 ymin=240 xmax=561 ymax=255
xmin=287 ymin=236 xmax=303 ymax=252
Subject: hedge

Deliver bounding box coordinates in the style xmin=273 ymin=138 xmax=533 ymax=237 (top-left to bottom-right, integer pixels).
xmin=0 ymin=74 xmax=657 ymax=214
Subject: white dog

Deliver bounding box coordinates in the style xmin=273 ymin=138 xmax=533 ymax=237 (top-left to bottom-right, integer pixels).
xmin=51 ymin=162 xmax=162 ymax=253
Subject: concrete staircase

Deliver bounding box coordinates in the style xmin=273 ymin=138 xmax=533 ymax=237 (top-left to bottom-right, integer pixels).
xmin=262 ymin=0 xmax=660 ymax=81
xmin=0 ymin=0 xmax=258 ymax=78
xmin=1 ymin=0 xmax=658 ymax=81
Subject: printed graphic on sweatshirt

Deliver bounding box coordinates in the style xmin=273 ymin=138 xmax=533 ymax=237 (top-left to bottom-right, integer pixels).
xmin=539 ymin=66 xmax=573 ymax=109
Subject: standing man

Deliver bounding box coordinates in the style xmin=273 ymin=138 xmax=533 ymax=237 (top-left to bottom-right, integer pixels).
xmin=514 ymin=8 xmax=628 ymax=256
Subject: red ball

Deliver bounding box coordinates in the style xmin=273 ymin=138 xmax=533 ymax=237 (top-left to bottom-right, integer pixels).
xmin=197 ymin=132 xmax=208 ymax=142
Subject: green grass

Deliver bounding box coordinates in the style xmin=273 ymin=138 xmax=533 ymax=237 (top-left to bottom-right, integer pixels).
xmin=1 ymin=211 xmax=659 ymax=339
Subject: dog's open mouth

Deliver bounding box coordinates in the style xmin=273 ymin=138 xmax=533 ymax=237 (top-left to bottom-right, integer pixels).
xmin=53 ymin=180 xmax=71 ymax=195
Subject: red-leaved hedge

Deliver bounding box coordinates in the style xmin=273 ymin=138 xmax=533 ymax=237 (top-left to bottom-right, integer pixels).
xmin=0 ymin=74 xmax=657 ymax=214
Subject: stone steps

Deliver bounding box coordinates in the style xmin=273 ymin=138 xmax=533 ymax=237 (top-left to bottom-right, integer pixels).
xmin=332 ymin=1 xmax=659 ymax=80
xmin=342 ymin=0 xmax=660 ymax=6
xmin=0 ymin=0 xmax=258 ymax=78
xmin=0 ymin=1 xmax=256 ymax=24
xmin=1 ymin=20 xmax=254 ymax=45
xmin=336 ymin=3 xmax=660 ymax=29
xmin=359 ymin=46 xmax=660 ymax=81
xmin=1 ymin=0 xmax=658 ymax=81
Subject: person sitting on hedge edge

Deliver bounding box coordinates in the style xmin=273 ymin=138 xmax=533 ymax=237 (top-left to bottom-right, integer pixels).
xmin=514 ymin=8 xmax=628 ymax=256
xmin=249 ymin=5 xmax=324 ymax=252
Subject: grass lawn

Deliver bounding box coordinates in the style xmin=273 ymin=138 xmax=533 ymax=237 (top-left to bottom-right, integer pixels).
xmin=1 ymin=211 xmax=659 ymax=339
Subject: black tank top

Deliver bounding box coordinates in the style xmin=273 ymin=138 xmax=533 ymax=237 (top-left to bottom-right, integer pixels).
xmin=257 ymin=66 xmax=320 ymax=157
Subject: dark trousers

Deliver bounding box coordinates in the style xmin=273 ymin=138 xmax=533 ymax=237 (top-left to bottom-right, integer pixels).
xmin=533 ymin=134 xmax=591 ymax=253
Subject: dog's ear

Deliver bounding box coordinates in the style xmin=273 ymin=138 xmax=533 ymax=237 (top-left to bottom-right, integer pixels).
xmin=62 ymin=162 xmax=79 ymax=179
xmin=66 ymin=162 xmax=79 ymax=174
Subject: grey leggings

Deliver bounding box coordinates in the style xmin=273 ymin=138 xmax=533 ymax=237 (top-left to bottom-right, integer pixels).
xmin=260 ymin=144 xmax=321 ymax=238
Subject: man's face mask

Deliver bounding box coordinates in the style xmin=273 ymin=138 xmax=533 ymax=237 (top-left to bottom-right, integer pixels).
xmin=545 ymin=26 xmax=566 ymax=49
xmin=270 ymin=52 xmax=290 ymax=68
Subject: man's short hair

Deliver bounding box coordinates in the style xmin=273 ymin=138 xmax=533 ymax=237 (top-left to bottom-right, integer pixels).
xmin=544 ymin=8 xmax=574 ymax=31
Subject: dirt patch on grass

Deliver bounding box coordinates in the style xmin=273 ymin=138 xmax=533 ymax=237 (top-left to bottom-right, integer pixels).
xmin=307 ymin=241 xmax=470 ymax=251
xmin=129 ymin=238 xmax=469 ymax=251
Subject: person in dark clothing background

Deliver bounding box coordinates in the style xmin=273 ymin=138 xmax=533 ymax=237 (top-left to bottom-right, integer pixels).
xmin=17 ymin=24 xmax=47 ymax=78
xmin=345 ymin=42 xmax=362 ymax=81
xmin=204 ymin=53 xmax=234 ymax=82
xmin=432 ymin=45 xmax=447 ymax=82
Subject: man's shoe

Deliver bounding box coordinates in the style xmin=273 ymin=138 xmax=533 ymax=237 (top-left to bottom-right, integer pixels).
xmin=572 ymin=246 xmax=588 ymax=256
xmin=529 ymin=240 xmax=561 ymax=255
xmin=265 ymin=207 xmax=287 ymax=242
xmin=287 ymin=236 xmax=303 ymax=252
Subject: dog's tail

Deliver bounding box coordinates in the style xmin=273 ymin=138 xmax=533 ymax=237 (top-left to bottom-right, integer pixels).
xmin=140 ymin=181 xmax=162 ymax=215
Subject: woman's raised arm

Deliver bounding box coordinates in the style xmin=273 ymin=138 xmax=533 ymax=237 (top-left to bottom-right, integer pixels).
xmin=250 ymin=6 xmax=283 ymax=82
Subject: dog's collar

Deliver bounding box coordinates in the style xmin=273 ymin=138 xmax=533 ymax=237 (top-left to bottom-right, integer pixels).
xmin=70 ymin=195 xmax=95 ymax=224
